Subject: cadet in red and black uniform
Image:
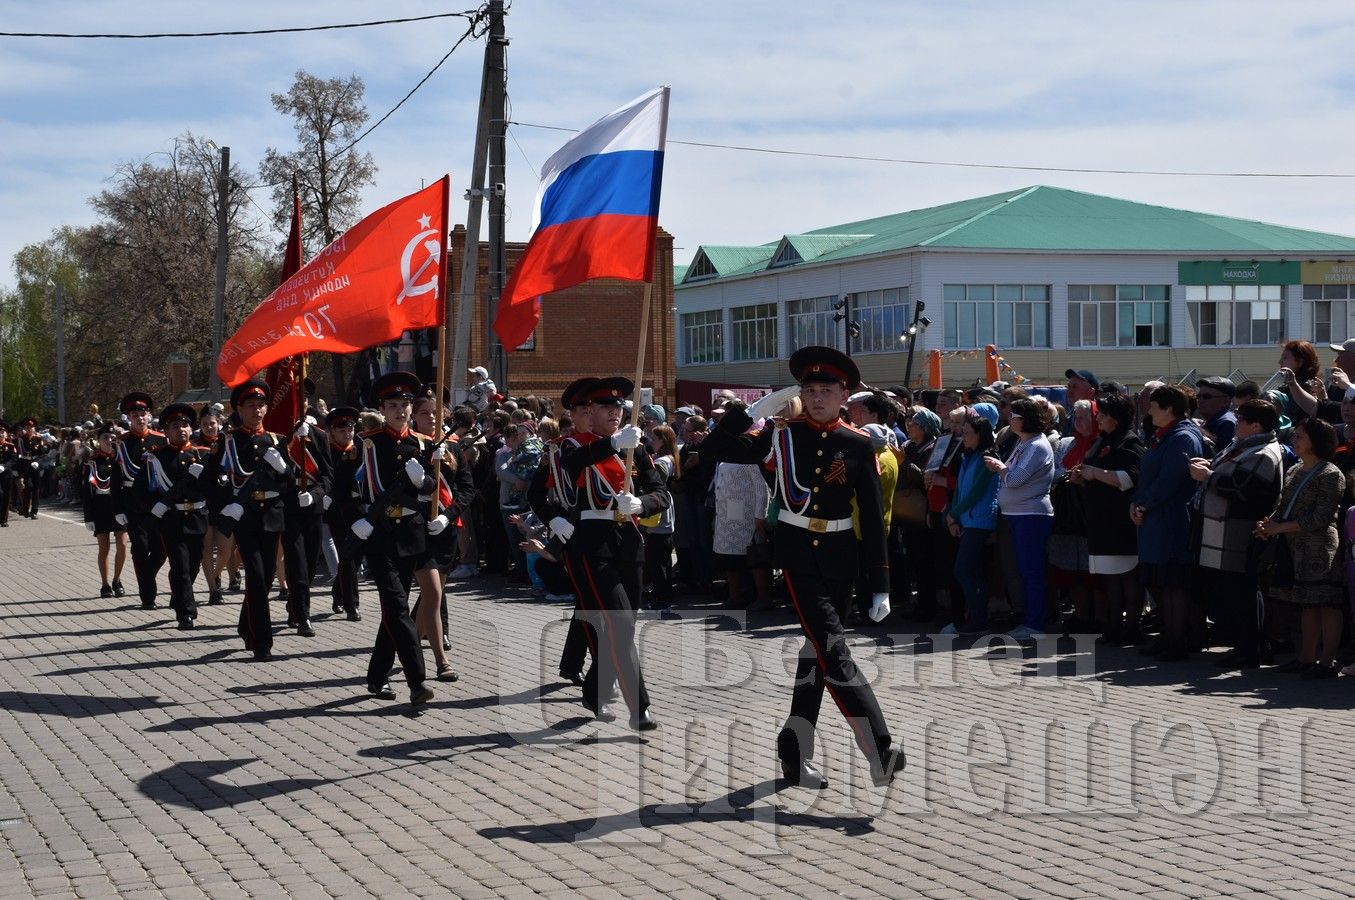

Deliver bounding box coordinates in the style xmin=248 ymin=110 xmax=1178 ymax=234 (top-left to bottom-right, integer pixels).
xmin=323 ymin=407 xmax=363 ymax=621
xmin=0 ymin=421 xmax=16 ymax=527
xmin=348 ymin=372 xmax=440 ymax=707
xmin=83 ymin=423 xmax=128 ymax=596
xmin=527 ymin=377 xmax=599 ymax=686
xmin=146 ymin=404 xmax=213 ymax=630
xmin=281 ymin=411 xmax=331 ymax=638
xmin=699 ymin=346 xmax=904 ymax=790
xmin=13 ymin=416 xmax=45 ymax=519
xmin=556 ymin=377 xmax=669 ymax=730
xmin=112 ymin=393 xmax=168 ymax=607
xmin=217 ymin=379 xmax=299 ymax=661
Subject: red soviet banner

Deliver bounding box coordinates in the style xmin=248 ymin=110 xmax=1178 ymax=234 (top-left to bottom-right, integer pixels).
xmin=216 ymin=175 xmax=450 ymax=387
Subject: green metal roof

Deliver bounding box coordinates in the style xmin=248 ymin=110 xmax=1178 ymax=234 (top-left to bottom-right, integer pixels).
xmin=678 ymin=186 xmax=1355 ymax=286
xmin=673 ymin=263 xmax=688 ymax=283
xmin=687 ymin=244 xmax=776 ymax=279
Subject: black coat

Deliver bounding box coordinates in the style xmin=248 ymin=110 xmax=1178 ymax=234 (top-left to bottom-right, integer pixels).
xmin=1079 ymin=427 xmax=1145 ymax=558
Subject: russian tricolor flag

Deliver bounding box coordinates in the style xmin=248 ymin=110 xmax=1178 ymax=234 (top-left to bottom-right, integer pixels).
xmin=494 ymin=86 xmax=670 ymax=350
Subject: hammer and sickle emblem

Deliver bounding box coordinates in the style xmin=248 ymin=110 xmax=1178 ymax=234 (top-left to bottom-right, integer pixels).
xmin=397 ymin=215 xmax=441 ymax=305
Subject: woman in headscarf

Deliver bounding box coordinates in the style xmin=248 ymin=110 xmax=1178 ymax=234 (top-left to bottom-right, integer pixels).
xmin=1049 ymin=399 xmax=1099 ymax=633
xmin=896 ymin=406 xmax=940 ymax=622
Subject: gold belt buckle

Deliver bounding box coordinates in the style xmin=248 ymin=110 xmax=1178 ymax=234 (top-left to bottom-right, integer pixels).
xmin=807 ymin=517 xmax=828 ymax=533
xmin=387 ymin=506 xmax=403 ymax=520
xmin=252 ymin=490 xmax=266 ymax=502
xmin=613 ymin=510 xmax=628 ymax=523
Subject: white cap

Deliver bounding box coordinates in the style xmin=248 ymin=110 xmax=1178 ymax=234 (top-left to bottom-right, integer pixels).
xmin=468 ymin=366 xmax=488 ymax=379
xmin=861 ymin=423 xmax=891 ymax=449
xmin=847 ymin=390 xmax=874 ymax=404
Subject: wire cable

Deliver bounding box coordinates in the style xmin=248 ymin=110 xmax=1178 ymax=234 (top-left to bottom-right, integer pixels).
xmin=0 ymin=11 xmax=481 ymax=39
xmin=509 ymin=120 xmax=1355 ymax=179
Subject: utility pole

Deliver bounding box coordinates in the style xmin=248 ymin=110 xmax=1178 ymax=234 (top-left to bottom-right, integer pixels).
xmin=449 ymin=35 xmax=494 ymax=405
xmin=211 ymin=145 xmax=230 ymax=394
xmin=484 ymin=0 xmax=509 ymax=391
xmin=52 ymin=279 xmax=65 ymax=422
xmin=902 ymin=300 xmax=928 ymax=390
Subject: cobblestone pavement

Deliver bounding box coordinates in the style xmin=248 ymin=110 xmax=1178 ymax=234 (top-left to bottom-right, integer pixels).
xmin=0 ymin=507 xmax=1351 ymax=898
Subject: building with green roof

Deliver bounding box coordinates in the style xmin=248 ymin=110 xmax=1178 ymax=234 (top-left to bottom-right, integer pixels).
xmin=674 ymin=185 xmax=1355 ymax=398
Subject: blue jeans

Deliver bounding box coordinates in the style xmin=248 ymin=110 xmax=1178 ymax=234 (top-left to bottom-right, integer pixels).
xmin=953 ymin=526 xmax=993 ymax=629
xmin=1008 ymin=514 xmax=1055 ymax=630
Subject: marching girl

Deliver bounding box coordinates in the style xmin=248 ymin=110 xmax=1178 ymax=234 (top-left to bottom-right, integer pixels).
xmin=84 ymin=423 xmax=129 ymax=598
xmin=198 ymin=408 xmax=239 ymax=605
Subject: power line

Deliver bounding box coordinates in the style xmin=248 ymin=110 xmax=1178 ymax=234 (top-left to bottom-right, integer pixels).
xmin=509 ymin=120 xmax=1355 ymax=179
xmin=0 ymin=11 xmax=482 ymax=39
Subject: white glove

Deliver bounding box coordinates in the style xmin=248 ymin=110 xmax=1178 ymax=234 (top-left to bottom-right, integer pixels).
xmin=351 ymin=518 xmax=375 ymax=541
xmin=431 ymin=444 xmax=447 ymax=462
xmin=297 ymin=491 xmax=313 ymax=509
xmin=114 ymin=513 xmax=128 ymax=527
xmin=748 ymin=385 xmax=803 ymax=421
xmin=31 ymin=460 xmax=39 ymax=470
xmin=221 ymin=503 xmax=244 ymax=521
xmin=613 ymin=492 xmax=643 ymax=517
xmin=610 ymin=425 xmax=643 ymax=451
xmin=427 ymin=514 xmax=449 ymax=535
xmin=548 ymin=516 xmax=575 ymax=541
xmin=322 ymin=495 xmax=332 ymax=511
xmin=404 ymin=456 xmax=427 ymax=488
xmin=294 ymin=422 xmax=310 ymax=439
xmin=85 ymin=522 xmax=96 ymax=534
xmin=262 ymin=447 xmax=287 ymax=474
xmin=868 ymin=593 xmax=891 ymax=623
xmin=0 ymin=465 xmax=6 ymax=474
xmin=151 ymin=502 xmax=168 ymax=518
xmin=187 ymin=462 xmax=204 ymax=478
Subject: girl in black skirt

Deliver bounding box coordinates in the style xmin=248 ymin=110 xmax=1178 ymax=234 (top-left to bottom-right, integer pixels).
xmin=83 ymin=424 xmax=128 ymax=598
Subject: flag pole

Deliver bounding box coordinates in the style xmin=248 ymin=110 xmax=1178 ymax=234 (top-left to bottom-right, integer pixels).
xmin=622 ymin=281 xmax=653 ymax=493
xmin=430 ymin=174 xmax=453 ymax=519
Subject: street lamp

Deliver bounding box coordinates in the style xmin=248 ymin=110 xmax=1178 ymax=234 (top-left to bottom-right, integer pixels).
xmin=831 ymin=295 xmax=860 ymax=355
xmin=900 ymin=301 xmax=931 ymax=390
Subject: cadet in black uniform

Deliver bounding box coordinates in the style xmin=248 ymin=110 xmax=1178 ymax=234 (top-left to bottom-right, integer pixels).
xmin=0 ymin=421 xmax=16 ymax=527
xmin=112 ymin=394 xmax=167 ymax=607
xmin=281 ymin=413 xmax=331 ymax=638
xmin=14 ymin=417 xmax=45 ymax=519
xmin=146 ymin=403 xmax=213 ymax=630
xmin=699 ymin=346 xmax=904 ymax=790
xmin=348 ymin=372 xmax=439 ymax=707
xmin=556 ymin=377 xmax=669 ymax=730
xmin=83 ymin=422 xmax=128 ymax=596
xmin=323 ymin=407 xmax=363 ymax=621
xmin=217 ymin=380 xmax=298 ymax=661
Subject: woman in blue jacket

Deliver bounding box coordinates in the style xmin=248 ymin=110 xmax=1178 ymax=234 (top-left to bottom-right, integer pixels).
xmin=941 ymin=414 xmax=1001 ymax=636
xmin=1132 ymin=384 xmax=1204 ymax=660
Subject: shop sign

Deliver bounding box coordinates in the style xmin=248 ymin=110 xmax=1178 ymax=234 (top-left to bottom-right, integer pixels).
xmin=1177 ymin=260 xmax=1300 ymax=285
xmin=1300 ymin=260 xmax=1355 ymax=284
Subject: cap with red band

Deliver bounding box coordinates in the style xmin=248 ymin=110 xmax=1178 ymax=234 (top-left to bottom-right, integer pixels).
xmin=788 ymin=345 xmax=860 ymax=390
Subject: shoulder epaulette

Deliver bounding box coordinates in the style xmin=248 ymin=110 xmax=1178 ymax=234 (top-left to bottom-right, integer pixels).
xmin=360 ymin=427 xmax=384 ymax=438
xmin=839 ymin=422 xmax=870 ymax=437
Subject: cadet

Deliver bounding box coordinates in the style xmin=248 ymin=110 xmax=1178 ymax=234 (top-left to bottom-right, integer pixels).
xmin=83 ymin=422 xmax=128 ymax=596
xmin=112 ymin=394 xmax=167 ymax=607
xmin=281 ymin=411 xmax=331 ymax=639
xmin=217 ymin=380 xmax=298 ymax=661
xmin=323 ymin=407 xmax=363 ymax=621
xmin=13 ymin=416 xmax=45 ymax=520
xmin=0 ymin=421 xmax=15 ymax=527
xmin=555 ymin=377 xmax=668 ymax=730
xmin=348 ymin=372 xmax=439 ymax=707
xmin=146 ymin=404 xmax=213 ymax=630
xmin=699 ymin=346 xmax=904 ymax=790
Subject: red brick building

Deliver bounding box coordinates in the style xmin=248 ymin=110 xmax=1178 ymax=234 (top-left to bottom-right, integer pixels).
xmin=448 ymin=225 xmax=677 ymax=410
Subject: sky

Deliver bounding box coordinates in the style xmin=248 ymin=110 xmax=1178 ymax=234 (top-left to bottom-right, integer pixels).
xmin=5 ymin=0 xmax=1355 ymax=293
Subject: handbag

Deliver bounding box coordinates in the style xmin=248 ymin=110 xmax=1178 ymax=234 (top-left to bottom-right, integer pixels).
xmin=892 ymin=486 xmax=927 ymax=526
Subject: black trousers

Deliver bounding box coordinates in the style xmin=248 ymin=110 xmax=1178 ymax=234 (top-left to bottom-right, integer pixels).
xmin=564 ymin=550 xmax=649 ymax=717
xmin=236 ymin=528 xmax=279 ymax=655
xmin=331 ymin=551 xmax=360 ymax=614
xmin=1210 ymin=568 xmax=1263 ymax=658
xmin=365 ymin=552 xmax=426 ymax=692
xmin=643 ymin=532 xmax=675 ymax=605
xmin=19 ymin=472 xmax=38 ymax=517
xmin=163 ymin=529 xmax=204 ymax=624
xmin=127 ymin=514 xmax=167 ymax=605
xmin=282 ymin=513 xmax=322 ymax=624
xmin=0 ymin=477 xmax=10 ymax=524
xmin=779 ymin=570 xmax=891 ymax=768
xmin=558 ymin=606 xmax=595 ymax=678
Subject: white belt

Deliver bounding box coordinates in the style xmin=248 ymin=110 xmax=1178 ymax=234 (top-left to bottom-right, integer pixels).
xmin=580 ymin=509 xmax=632 ymax=523
xmin=95 ymin=488 xmax=110 ymax=495
xmin=176 ymin=501 xmax=204 ymax=512
xmin=779 ymin=510 xmax=853 ymax=533
xmin=122 ymin=479 xmax=135 ymax=487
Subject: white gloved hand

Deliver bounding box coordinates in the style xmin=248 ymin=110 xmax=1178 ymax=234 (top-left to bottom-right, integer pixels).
xmin=187 ymin=462 xmax=204 ymax=478
xmin=297 ymin=491 xmax=313 ymax=509
xmin=868 ymin=593 xmax=891 ymax=623
xmin=114 ymin=513 xmax=128 ymax=527
xmin=221 ymin=503 xmax=244 ymax=521
xmin=322 ymin=495 xmax=332 ymax=511
xmin=151 ymin=502 xmax=168 ymax=518
xmin=548 ymin=516 xmax=575 ymax=541
xmin=30 ymin=460 xmax=39 ymax=470
xmin=262 ymin=447 xmax=287 ymax=473
xmin=404 ymin=456 xmax=427 ymax=488
xmin=351 ymin=518 xmax=375 ymax=541
xmin=0 ymin=465 xmax=7 ymax=474
xmin=295 ymin=422 xmax=310 ymax=439
xmin=85 ymin=522 xmax=96 ymax=534
xmin=427 ymin=514 xmax=449 ymax=535
xmin=748 ymin=385 xmax=804 ymax=421
xmin=613 ymin=492 xmax=644 ymax=517
xmin=610 ymin=425 xmax=643 ymax=451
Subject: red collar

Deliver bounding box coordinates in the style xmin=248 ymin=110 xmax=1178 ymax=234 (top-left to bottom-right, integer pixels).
xmin=804 ymin=415 xmax=841 ymax=434
xmin=169 ymin=439 xmax=190 ymax=450
xmin=333 ymin=441 xmax=354 ymax=453
xmin=128 ymin=427 xmax=149 ymax=439
xmin=385 ymin=425 xmax=410 ymax=440
xmin=239 ymin=424 xmax=265 ymax=436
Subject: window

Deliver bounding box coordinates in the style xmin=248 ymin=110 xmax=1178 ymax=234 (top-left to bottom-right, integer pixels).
xmin=1067 ymin=285 xmax=1170 ymax=347
xmin=1303 ymin=283 xmax=1355 ymax=344
xmin=681 ymin=309 xmax=723 ymax=364
xmin=731 ymin=302 xmax=778 ymax=361
xmin=1185 ymin=284 xmax=1283 ymax=346
xmin=942 ymin=284 xmax=1050 ymax=348
xmin=786 ymin=296 xmax=840 ymax=352
xmin=849 ymin=287 xmax=910 ymax=354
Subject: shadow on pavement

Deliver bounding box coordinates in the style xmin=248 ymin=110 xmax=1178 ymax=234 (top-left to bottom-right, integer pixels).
xmin=0 ymin=689 xmax=174 ymax=718
xmin=138 ymin=759 xmax=327 ymax=811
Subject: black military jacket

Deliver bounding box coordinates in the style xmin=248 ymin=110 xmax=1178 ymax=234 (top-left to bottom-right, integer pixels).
xmin=216 ymin=427 xmax=296 ymax=534
xmin=557 ymin=431 xmax=670 ymax=563
xmin=112 ymin=429 xmax=168 ymax=518
xmin=356 ymin=426 xmax=435 ymax=558
xmin=146 ymin=441 xmax=213 ymax=536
